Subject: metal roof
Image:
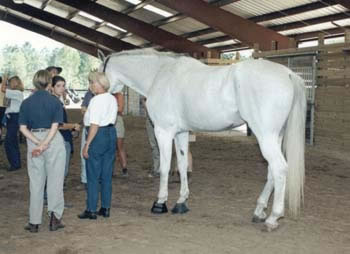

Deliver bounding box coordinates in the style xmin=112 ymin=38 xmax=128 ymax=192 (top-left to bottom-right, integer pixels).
xmin=1 ymin=0 xmax=349 ymax=55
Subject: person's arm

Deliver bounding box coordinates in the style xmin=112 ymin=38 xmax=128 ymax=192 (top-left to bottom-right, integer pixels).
xmin=59 ymin=123 xmax=80 ymax=131
xmin=116 ymin=93 xmax=124 ymax=115
xmin=81 ymin=106 xmax=87 ymax=115
xmin=20 ymin=125 xmax=41 ymax=145
xmin=1 ymin=75 xmax=7 ymax=93
xmin=31 ymin=123 xmax=59 ymax=157
xmin=82 ymin=123 xmax=99 ymax=159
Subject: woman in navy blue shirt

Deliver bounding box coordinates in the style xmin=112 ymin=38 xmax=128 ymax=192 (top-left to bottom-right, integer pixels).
xmin=19 ymin=70 xmax=66 ymax=233
xmin=51 ymin=76 xmax=80 ymax=181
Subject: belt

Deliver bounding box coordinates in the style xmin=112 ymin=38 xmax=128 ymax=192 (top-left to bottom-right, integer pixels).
xmin=101 ymin=124 xmax=114 ymax=128
xmin=31 ymin=128 xmax=49 ymax=133
xmin=85 ymin=124 xmax=114 ymax=129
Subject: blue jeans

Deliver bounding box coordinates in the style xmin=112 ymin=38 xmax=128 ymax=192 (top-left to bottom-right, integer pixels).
xmin=86 ymin=126 xmax=116 ymax=212
xmin=5 ymin=113 xmax=21 ymax=169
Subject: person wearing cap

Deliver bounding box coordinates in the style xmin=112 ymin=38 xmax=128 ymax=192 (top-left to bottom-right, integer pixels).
xmin=46 ymin=66 xmax=62 ymax=77
xmin=46 ymin=66 xmax=69 ymax=105
xmin=78 ymin=71 xmax=117 ymax=220
xmin=19 ymin=69 xmax=66 ymax=233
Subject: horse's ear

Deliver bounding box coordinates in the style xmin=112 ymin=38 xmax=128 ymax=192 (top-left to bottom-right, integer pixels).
xmin=97 ymin=50 xmax=106 ymax=62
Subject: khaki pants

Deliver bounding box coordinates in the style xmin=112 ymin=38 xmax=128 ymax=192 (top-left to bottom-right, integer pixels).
xmin=27 ymin=131 xmax=66 ymax=224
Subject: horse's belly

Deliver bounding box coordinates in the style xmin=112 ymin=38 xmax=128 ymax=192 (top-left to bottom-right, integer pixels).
xmin=186 ymin=110 xmax=244 ymax=132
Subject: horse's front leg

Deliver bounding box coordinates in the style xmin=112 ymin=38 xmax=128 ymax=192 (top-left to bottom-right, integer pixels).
xmin=151 ymin=126 xmax=173 ymax=214
xmin=172 ymin=132 xmax=190 ymax=214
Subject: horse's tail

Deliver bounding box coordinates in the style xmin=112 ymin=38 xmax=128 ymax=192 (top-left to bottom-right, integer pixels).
xmin=283 ymin=73 xmax=307 ymax=217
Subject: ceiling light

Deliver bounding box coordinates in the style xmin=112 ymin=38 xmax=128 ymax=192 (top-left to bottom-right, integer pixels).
xmin=144 ymin=5 xmax=172 ymax=17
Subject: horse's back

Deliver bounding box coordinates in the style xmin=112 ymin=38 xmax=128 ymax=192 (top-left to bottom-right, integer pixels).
xmin=148 ymin=60 xmax=242 ymax=132
xmin=234 ymin=59 xmax=296 ymax=136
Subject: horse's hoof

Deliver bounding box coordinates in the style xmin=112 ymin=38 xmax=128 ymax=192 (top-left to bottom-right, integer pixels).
xmin=262 ymin=222 xmax=279 ymax=232
xmin=252 ymin=215 xmax=266 ymax=223
xmin=171 ymin=203 xmax=189 ymax=214
xmin=151 ymin=201 xmax=168 ymax=214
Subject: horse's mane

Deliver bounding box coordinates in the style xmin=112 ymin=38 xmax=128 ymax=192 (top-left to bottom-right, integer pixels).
xmin=108 ymin=48 xmax=188 ymax=59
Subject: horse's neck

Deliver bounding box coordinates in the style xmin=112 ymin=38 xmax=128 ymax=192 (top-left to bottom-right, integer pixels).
xmin=112 ymin=55 xmax=174 ymax=97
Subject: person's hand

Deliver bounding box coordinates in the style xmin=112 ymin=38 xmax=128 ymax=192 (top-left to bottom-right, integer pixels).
xmin=73 ymin=123 xmax=81 ymax=132
xmin=83 ymin=144 xmax=89 ymax=159
xmin=31 ymin=142 xmax=49 ymax=157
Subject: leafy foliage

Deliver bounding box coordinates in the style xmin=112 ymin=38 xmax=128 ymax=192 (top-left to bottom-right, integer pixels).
xmin=0 ymin=43 xmax=101 ymax=89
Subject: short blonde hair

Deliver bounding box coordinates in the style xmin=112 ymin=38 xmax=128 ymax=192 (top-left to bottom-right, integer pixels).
xmin=88 ymin=71 xmax=110 ymax=91
xmin=8 ymin=76 xmax=24 ymax=92
xmin=33 ymin=70 xmax=51 ymax=90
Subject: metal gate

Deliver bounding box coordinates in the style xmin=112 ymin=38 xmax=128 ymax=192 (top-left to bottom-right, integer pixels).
xmin=264 ymin=53 xmax=316 ymax=145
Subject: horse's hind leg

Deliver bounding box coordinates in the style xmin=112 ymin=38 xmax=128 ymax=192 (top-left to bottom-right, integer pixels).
xmin=253 ymin=135 xmax=282 ymax=223
xmin=257 ymin=135 xmax=288 ymax=231
xmin=151 ymin=127 xmax=173 ymax=214
xmin=252 ymin=167 xmax=273 ymax=223
xmin=172 ymin=132 xmax=190 ymax=214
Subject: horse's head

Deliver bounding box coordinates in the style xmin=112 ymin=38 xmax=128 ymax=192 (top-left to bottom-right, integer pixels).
xmin=98 ymin=50 xmax=125 ymax=94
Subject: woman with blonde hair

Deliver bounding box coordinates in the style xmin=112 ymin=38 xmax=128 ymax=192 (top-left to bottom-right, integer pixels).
xmin=19 ymin=70 xmax=66 ymax=233
xmin=1 ymin=75 xmax=24 ymax=171
xmin=78 ymin=71 xmax=117 ymax=219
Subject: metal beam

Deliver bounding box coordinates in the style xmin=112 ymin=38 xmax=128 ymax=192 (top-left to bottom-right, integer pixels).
xmin=197 ymin=35 xmax=233 ymax=45
xmin=55 ymin=0 xmax=218 ymax=57
xmin=270 ymin=12 xmax=350 ymax=32
xmin=155 ymin=0 xmax=290 ymax=50
xmin=292 ymin=27 xmax=350 ymax=41
xmin=0 ymin=9 xmax=110 ymax=57
xmin=0 ymin=0 xmax=136 ymax=52
xmin=333 ymin=0 xmax=350 ymax=10
xmin=122 ymin=0 xmax=154 ymax=14
xmin=178 ymin=0 xmax=338 ymax=40
xmin=250 ymin=0 xmax=336 ymax=23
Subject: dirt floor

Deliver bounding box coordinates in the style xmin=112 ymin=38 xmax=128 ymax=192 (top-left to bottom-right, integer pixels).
xmin=0 ymin=116 xmax=349 ymax=254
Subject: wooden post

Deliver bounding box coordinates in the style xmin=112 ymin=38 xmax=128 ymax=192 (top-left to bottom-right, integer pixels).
xmin=271 ymin=40 xmax=277 ymax=50
xmin=345 ymin=29 xmax=350 ymax=44
xmin=288 ymin=38 xmax=296 ymax=48
xmin=318 ymin=33 xmax=325 ymax=46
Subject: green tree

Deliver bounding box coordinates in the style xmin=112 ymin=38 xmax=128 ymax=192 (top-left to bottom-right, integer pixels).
xmin=1 ymin=45 xmax=28 ymax=87
xmin=55 ymin=46 xmax=81 ymax=89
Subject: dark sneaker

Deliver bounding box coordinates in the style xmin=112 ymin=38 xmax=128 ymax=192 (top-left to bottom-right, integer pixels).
xmin=78 ymin=210 xmax=97 ymax=220
xmin=98 ymin=207 xmax=110 ymax=218
xmin=24 ymin=223 xmax=39 ymax=233
xmin=49 ymin=212 xmax=65 ymax=231
xmin=121 ymin=168 xmax=128 ymax=177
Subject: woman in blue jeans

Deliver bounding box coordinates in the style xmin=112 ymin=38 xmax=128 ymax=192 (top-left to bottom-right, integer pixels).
xmin=1 ymin=75 xmax=24 ymax=171
xmin=78 ymin=71 xmax=117 ymax=219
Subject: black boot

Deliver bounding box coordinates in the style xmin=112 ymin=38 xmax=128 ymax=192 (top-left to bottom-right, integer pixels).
xmin=49 ymin=212 xmax=65 ymax=231
xmin=98 ymin=207 xmax=110 ymax=218
xmin=24 ymin=223 xmax=39 ymax=233
xmin=78 ymin=210 xmax=97 ymax=220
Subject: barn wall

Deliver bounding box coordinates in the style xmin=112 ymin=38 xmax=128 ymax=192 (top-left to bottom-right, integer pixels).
xmin=315 ymin=44 xmax=350 ymax=152
xmin=253 ymin=42 xmax=350 ymax=153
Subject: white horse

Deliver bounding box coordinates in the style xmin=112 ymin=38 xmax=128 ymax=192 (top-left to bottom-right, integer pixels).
xmin=98 ymin=49 xmax=306 ymax=231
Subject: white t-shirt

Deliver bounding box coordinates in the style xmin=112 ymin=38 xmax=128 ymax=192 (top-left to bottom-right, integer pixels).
xmin=84 ymin=92 xmax=118 ymax=127
xmin=5 ymin=89 xmax=24 ymax=114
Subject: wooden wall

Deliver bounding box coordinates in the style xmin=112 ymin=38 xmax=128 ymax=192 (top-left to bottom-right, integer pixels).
xmin=253 ymin=41 xmax=350 ymax=153
xmin=315 ymin=44 xmax=350 ymax=152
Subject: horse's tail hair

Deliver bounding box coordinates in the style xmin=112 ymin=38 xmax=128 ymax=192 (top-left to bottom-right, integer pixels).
xmin=283 ymin=73 xmax=306 ymax=217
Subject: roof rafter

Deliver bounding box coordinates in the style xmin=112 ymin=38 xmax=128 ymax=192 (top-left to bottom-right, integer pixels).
xmin=332 ymin=0 xmax=350 ymax=10
xmin=270 ymin=11 xmax=350 ymax=32
xmin=0 ymin=9 xmax=110 ymax=57
xmin=178 ymin=0 xmax=339 ymax=40
xmin=0 ymin=0 xmax=136 ymax=52
xmin=155 ymin=0 xmax=290 ymax=50
xmin=55 ymin=0 xmax=218 ymax=57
